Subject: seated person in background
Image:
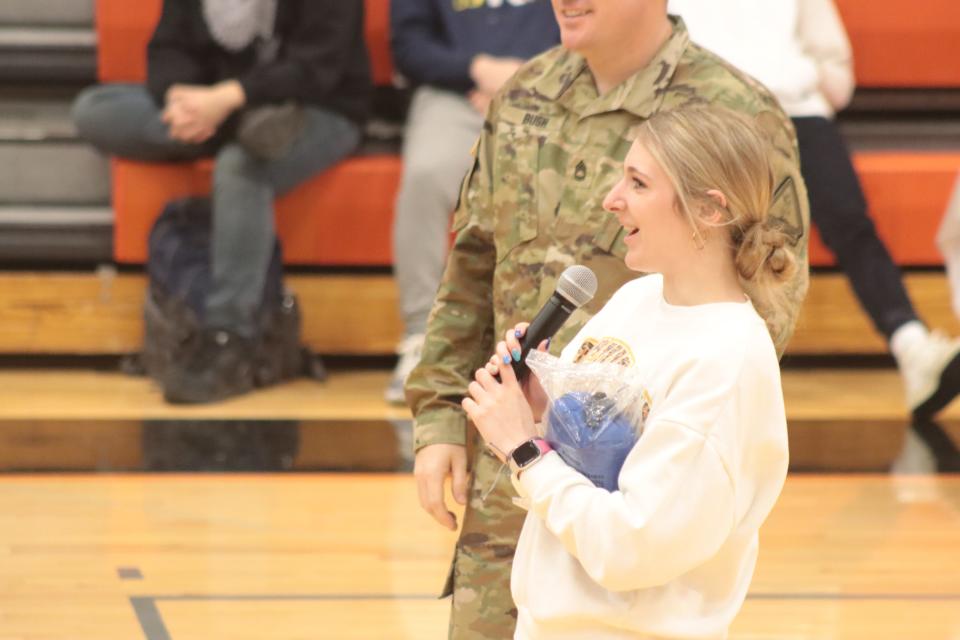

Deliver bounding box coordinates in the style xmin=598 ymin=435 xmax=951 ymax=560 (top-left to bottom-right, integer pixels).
xmin=464 ymin=106 xmax=791 ymax=640
xmin=669 ymin=0 xmax=960 ymax=470
xmin=385 ymin=0 xmax=560 ymax=404
xmin=71 ymin=0 xmax=370 ymax=403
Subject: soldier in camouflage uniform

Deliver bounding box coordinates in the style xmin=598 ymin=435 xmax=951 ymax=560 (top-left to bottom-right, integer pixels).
xmin=406 ymin=2 xmax=809 ymax=637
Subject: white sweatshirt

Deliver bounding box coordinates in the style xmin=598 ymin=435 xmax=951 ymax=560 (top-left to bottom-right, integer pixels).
xmin=667 ymin=0 xmax=855 ymax=117
xmin=511 ymin=275 xmax=789 ymax=640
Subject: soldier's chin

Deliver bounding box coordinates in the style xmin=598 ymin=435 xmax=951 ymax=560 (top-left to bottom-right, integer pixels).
xmin=558 ymin=26 xmax=594 ymax=53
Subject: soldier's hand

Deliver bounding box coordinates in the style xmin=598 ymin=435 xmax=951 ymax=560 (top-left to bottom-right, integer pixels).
xmin=414 ymin=443 xmax=468 ymax=531
xmin=467 ymin=90 xmax=492 ymax=115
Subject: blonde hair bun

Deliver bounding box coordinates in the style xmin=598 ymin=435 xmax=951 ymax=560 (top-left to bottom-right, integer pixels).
xmin=736 ymin=222 xmax=797 ymax=282
xmin=636 ymin=106 xmax=798 ymax=343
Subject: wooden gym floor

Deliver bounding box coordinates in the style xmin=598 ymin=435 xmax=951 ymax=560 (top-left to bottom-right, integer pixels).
xmin=0 ymin=358 xmax=958 ymax=638
xmin=0 ymin=473 xmax=957 ymax=639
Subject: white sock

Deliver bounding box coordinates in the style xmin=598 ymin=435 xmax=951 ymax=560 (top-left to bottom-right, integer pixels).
xmin=890 ymin=320 xmax=929 ymax=366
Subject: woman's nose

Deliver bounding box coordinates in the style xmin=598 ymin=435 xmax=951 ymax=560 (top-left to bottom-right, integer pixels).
xmin=602 ymin=185 xmax=623 ymax=213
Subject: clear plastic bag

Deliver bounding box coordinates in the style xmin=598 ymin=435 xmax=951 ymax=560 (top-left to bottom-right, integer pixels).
xmin=526 ymin=350 xmax=650 ymax=491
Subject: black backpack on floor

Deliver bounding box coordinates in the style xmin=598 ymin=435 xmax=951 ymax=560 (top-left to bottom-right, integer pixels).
xmin=136 ymin=197 xmax=325 ymax=389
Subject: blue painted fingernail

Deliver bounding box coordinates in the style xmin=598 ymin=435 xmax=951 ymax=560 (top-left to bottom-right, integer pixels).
xmin=514 ymin=329 xmax=522 ymax=338
xmin=512 ymin=348 xmax=522 ymax=361
xmin=503 ymin=355 xmax=511 ymax=364
xmin=546 ymin=338 xmax=551 ymax=348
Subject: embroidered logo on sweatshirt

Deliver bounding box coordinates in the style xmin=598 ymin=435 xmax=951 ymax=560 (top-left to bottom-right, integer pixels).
xmin=573 ymin=337 xmax=634 ymax=367
xmin=572 ymin=337 xmax=652 ymax=422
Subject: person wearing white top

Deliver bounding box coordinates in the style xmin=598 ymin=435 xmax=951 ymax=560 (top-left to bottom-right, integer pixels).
xmin=668 ymin=0 xmax=960 ymax=471
xmin=462 ymin=106 xmax=792 ymax=639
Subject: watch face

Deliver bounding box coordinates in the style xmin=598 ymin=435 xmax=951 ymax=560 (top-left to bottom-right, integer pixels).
xmin=511 ymin=440 xmax=541 ymax=467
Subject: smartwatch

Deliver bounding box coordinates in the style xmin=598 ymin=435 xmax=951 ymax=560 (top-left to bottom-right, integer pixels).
xmin=508 ymin=438 xmax=553 ymax=476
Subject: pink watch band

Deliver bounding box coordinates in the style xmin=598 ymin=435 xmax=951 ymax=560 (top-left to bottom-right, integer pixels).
xmin=533 ymin=438 xmax=552 ymax=454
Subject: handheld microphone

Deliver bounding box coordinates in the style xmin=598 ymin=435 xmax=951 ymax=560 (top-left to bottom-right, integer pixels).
xmin=506 ymin=264 xmax=598 ymax=383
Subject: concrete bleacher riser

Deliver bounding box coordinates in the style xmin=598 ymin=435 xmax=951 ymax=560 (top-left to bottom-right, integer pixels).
xmin=0 ymin=0 xmax=93 ymax=27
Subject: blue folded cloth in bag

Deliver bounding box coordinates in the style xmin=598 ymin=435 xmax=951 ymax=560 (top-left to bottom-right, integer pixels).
xmin=546 ymin=391 xmax=638 ymax=491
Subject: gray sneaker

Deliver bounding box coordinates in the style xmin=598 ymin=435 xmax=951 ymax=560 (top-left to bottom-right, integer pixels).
xmin=385 ymin=333 xmax=425 ymax=405
xmin=236 ymin=103 xmax=305 ymax=160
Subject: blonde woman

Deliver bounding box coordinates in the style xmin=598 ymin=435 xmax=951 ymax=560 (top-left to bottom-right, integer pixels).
xmin=463 ymin=106 xmax=791 ymax=639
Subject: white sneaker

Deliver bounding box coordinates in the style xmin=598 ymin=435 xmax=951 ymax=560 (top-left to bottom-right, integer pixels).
xmin=898 ymin=331 xmax=960 ymax=417
xmin=384 ymin=333 xmax=425 ymax=405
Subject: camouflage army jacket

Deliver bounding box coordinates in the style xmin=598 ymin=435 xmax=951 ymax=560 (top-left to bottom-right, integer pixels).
xmin=408 ymin=18 xmax=809 ymax=451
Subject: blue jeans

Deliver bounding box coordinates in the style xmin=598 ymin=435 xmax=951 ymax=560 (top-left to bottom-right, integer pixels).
xmin=73 ymin=83 xmax=361 ymax=336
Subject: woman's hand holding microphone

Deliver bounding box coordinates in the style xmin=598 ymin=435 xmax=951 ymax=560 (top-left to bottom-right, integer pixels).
xmin=461 ymin=323 xmax=550 ymax=462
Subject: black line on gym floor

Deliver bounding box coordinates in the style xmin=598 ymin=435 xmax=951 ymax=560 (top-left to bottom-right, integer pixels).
xmin=128 ymin=592 xmax=960 ymax=640
xmin=117 ymin=567 xmax=144 ymax=580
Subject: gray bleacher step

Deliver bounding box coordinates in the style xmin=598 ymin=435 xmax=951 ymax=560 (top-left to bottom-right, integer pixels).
xmin=0 ymin=26 xmax=96 ymax=84
xmin=0 ymin=96 xmax=110 ymax=205
xmin=0 ymin=0 xmax=94 ymax=27
xmin=0 ymin=141 xmax=109 ymax=205
xmin=841 ymin=118 xmax=960 ymax=152
xmin=0 ymin=205 xmax=112 ymax=263
xmin=847 ymin=88 xmax=960 ymax=115
xmin=0 ymin=27 xmax=95 ymax=48
xmin=0 ymin=96 xmax=83 ymax=141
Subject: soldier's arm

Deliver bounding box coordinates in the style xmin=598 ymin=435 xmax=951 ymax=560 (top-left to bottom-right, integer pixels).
xmin=406 ymin=109 xmax=499 ymax=452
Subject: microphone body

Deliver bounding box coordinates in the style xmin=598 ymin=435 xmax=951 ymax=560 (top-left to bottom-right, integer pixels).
xmin=495 ymin=265 xmax=598 ymax=385
xmin=510 ymin=292 xmax=579 ymax=383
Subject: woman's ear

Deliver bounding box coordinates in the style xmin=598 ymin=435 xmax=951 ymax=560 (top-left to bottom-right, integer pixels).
xmin=705 ymin=189 xmax=728 ymax=210
xmin=700 ymin=189 xmax=729 ymax=225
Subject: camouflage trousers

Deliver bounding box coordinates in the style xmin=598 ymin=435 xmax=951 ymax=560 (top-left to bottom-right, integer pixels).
xmin=443 ymin=429 xmax=526 ymax=640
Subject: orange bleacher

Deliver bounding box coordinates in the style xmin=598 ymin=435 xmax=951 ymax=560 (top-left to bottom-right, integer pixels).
xmin=97 ymin=0 xmax=960 ymax=267
xmin=834 ymin=0 xmax=960 ymax=89
xmin=810 ymin=153 xmax=960 ymax=267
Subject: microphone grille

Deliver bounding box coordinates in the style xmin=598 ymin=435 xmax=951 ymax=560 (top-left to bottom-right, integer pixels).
xmin=556 ymin=265 xmax=598 ymax=308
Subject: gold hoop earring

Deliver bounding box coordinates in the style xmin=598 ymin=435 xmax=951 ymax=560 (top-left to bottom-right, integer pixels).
xmin=691 ymin=229 xmax=705 ymax=251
